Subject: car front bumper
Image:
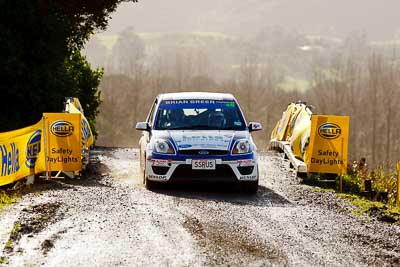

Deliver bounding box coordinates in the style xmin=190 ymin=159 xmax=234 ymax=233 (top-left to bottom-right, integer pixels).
xmin=145 ymin=156 xmax=258 ymax=183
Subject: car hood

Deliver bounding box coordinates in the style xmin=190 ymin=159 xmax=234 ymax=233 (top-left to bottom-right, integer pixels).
xmin=152 ymin=130 xmax=249 ymax=151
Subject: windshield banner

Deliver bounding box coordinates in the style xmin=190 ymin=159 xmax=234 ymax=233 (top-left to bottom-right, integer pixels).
xmin=159 ymin=100 xmax=237 ymax=110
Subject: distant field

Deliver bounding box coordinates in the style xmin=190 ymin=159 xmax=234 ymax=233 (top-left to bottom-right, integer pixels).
xmin=95 ymin=31 xmax=236 ymax=51
xmin=278 ymin=77 xmax=310 ymax=92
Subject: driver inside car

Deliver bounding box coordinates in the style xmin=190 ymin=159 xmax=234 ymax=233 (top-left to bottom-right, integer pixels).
xmin=208 ymin=110 xmax=226 ymax=129
xmin=164 ymin=109 xmax=185 ymax=128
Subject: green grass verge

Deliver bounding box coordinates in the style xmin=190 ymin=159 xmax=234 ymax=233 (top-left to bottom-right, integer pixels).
xmin=337 ymin=193 xmax=385 ymax=215
xmin=311 ymin=187 xmax=400 ymax=223
xmin=0 ymin=256 xmax=8 ymax=264
xmin=311 ymin=188 xmax=336 ymax=193
xmin=0 ymin=191 xmax=18 ymax=210
xmin=337 ymin=193 xmax=400 ymax=222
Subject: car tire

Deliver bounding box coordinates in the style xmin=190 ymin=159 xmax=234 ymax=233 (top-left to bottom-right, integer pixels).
xmin=241 ymin=180 xmax=259 ymax=194
xmin=145 ymin=177 xmax=158 ymax=190
xmin=143 ymin=158 xmax=155 ymax=190
xmin=141 ymin=152 xmax=146 ymax=184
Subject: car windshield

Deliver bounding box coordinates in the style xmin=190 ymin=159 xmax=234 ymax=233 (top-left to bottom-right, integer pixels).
xmin=154 ymin=99 xmax=247 ymax=130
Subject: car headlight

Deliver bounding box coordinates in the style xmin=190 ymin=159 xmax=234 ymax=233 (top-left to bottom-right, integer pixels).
xmin=154 ymin=139 xmax=175 ymax=154
xmin=232 ymin=139 xmax=251 ymax=154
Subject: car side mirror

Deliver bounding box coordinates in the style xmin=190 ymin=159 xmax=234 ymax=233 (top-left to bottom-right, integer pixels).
xmin=136 ymin=122 xmax=150 ymax=131
xmin=249 ymin=122 xmax=262 ymax=132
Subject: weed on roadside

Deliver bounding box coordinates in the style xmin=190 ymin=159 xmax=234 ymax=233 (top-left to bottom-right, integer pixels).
xmin=337 ymin=193 xmax=400 ymax=223
xmin=0 ymin=256 xmax=8 ymax=264
xmin=337 ymin=194 xmax=384 ymax=215
xmin=0 ymin=191 xmax=17 ymax=210
xmin=312 ymin=188 xmax=335 ymax=193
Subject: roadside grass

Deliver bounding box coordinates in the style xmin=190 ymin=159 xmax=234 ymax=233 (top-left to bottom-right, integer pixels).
xmin=0 ymin=191 xmax=18 ymax=211
xmin=306 ymin=165 xmax=400 ymax=223
xmin=310 ymin=187 xmax=388 ymax=216
xmin=0 ymin=256 xmax=8 ymax=264
xmin=337 ymin=193 xmax=400 ymax=222
xmin=337 ymin=193 xmax=385 ymax=215
xmin=311 ymin=188 xmax=335 ymax=193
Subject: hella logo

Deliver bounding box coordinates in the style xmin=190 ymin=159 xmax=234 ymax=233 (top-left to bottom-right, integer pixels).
xmin=50 ymin=121 xmax=74 ymax=137
xmin=198 ymin=150 xmax=210 ymax=155
xmin=318 ymin=123 xmax=341 ymax=139
xmin=26 ymin=129 xmax=41 ymax=168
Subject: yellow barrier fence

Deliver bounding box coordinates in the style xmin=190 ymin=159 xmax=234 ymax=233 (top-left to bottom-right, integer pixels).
xmin=0 ymin=98 xmax=92 ymax=186
xmin=270 ymin=102 xmax=350 ymax=175
xmin=66 ymin=98 xmax=94 ymax=149
xmin=0 ymin=120 xmax=44 ymax=186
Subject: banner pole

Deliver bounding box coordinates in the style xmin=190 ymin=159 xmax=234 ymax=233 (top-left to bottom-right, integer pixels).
xmin=397 ymin=161 xmax=400 ymax=205
xmin=338 ymin=137 xmax=343 ymax=192
xmin=43 ymin=116 xmax=49 ymax=180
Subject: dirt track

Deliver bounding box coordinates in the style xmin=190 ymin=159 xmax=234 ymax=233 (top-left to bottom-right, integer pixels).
xmin=1 ymin=148 xmax=400 ymax=266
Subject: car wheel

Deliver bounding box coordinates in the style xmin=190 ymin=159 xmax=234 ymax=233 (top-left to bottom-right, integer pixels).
xmin=143 ymin=160 xmax=158 ymax=190
xmin=145 ymin=176 xmax=157 ymax=191
xmin=140 ymin=151 xmax=147 ymax=184
xmin=241 ymin=180 xmax=259 ymax=194
xmin=140 ymin=151 xmax=145 ymax=183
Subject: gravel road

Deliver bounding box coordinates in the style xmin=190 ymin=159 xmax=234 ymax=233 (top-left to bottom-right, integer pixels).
xmin=1 ymin=147 xmax=400 ymax=266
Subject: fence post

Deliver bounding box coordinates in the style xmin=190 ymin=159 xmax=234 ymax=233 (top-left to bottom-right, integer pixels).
xmin=397 ymin=162 xmax=400 ymax=205
xmin=26 ymin=175 xmax=35 ymax=185
xmin=43 ymin=116 xmax=49 ymax=180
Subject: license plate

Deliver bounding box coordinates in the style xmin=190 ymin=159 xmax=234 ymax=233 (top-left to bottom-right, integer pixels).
xmin=192 ymin=160 xmax=216 ymax=170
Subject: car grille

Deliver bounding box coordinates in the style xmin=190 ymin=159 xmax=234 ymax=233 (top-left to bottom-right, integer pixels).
xmin=178 ymin=150 xmax=228 ymax=156
xmin=170 ymin=164 xmax=237 ymax=183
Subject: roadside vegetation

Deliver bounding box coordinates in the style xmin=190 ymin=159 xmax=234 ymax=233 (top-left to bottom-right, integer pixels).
xmin=0 ymin=191 xmax=17 ymax=211
xmin=308 ymin=161 xmax=400 ymax=223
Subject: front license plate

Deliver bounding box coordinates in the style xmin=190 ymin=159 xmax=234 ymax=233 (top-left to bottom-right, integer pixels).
xmin=192 ymin=160 xmax=216 ymax=170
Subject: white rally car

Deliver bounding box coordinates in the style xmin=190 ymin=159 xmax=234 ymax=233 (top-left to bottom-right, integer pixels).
xmin=136 ymin=92 xmax=262 ymax=193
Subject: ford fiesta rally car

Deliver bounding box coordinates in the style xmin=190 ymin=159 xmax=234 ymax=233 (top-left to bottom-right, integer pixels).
xmin=136 ymin=92 xmax=262 ymax=193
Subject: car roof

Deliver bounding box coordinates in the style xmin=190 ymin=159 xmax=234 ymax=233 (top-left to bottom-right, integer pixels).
xmin=158 ymin=92 xmax=235 ymax=101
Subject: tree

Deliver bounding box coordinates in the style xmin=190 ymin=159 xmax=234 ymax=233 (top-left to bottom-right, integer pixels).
xmin=84 ymin=37 xmax=108 ymax=69
xmin=111 ymin=27 xmax=145 ymax=75
xmin=0 ymin=0 xmax=135 ymax=131
xmin=65 ymin=51 xmax=103 ymax=137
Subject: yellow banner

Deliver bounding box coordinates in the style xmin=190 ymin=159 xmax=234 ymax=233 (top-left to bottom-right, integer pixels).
xmin=0 ymin=120 xmax=44 ymax=186
xmin=37 ymin=113 xmax=82 ymax=172
xmin=306 ymin=115 xmax=349 ymax=174
xmin=68 ymin=99 xmax=94 ymax=148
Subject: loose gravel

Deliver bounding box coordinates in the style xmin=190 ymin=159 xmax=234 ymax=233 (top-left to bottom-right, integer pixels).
xmin=0 ymin=148 xmax=399 ymax=266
